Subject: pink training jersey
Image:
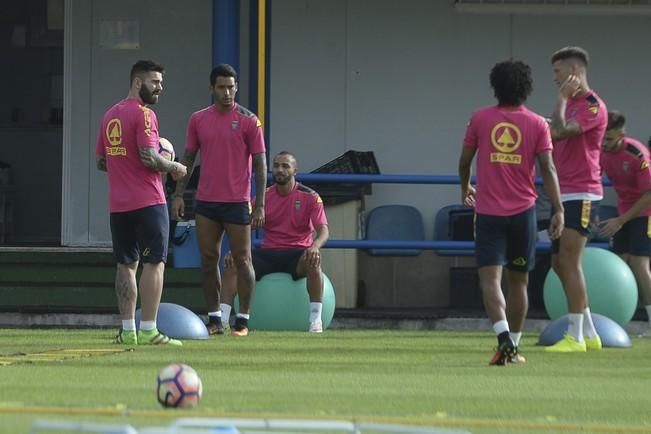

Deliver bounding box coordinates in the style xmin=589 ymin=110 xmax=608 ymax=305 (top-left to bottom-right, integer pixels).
xmin=600 ymin=137 xmax=651 ymax=217
xmin=463 ymin=105 xmax=553 ymax=216
xmin=186 ymin=103 xmax=266 ymax=203
xmin=260 ymin=183 xmax=328 ymax=249
xmin=552 ymin=91 xmax=607 ymax=196
xmin=95 ymin=98 xmax=166 ymax=213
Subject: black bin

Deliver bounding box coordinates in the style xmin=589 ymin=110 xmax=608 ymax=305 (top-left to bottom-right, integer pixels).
xmin=308 ymin=150 xmax=380 ymax=205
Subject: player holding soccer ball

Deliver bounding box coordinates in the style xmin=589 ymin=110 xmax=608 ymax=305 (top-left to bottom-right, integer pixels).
xmin=458 ymin=60 xmax=564 ymax=365
xmin=96 ymin=60 xmax=186 ymax=346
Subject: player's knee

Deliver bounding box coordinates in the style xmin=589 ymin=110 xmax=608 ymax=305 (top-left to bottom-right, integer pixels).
xmin=231 ymin=253 xmax=252 ymax=268
xmin=628 ymin=256 xmax=650 ymax=276
xmin=200 ymin=252 xmax=219 ymax=271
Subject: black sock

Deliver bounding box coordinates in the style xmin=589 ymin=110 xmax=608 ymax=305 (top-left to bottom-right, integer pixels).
xmin=497 ymin=331 xmax=511 ymax=347
xmin=234 ymin=317 xmax=248 ymax=329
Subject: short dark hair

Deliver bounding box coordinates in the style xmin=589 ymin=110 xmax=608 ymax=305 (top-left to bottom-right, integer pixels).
xmin=551 ymin=46 xmax=589 ymax=66
xmin=607 ymin=111 xmax=626 ymax=130
xmin=130 ymin=60 xmax=164 ymax=84
xmin=210 ymin=64 xmax=238 ymax=85
xmin=489 ymin=60 xmax=533 ymax=106
xmin=275 ymin=151 xmax=297 ymax=162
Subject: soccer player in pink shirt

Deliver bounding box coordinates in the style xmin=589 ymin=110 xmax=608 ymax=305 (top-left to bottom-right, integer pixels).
xmin=220 ymin=151 xmax=329 ymax=333
xmin=96 ymin=60 xmax=187 ymax=346
xmin=459 ymin=60 xmax=564 ymax=365
xmin=599 ymin=111 xmax=651 ymax=337
xmin=545 ymin=47 xmax=608 ymax=353
xmin=171 ymin=64 xmax=267 ymax=337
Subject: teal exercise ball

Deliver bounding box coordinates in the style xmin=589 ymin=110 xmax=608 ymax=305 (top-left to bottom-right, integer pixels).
xmin=235 ymin=272 xmax=336 ymax=331
xmin=543 ymin=247 xmax=638 ymax=326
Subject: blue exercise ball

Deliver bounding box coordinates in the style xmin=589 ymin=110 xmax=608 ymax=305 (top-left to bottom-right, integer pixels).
xmin=543 ymin=247 xmax=638 ymax=326
xmin=135 ymin=302 xmax=209 ymax=340
xmin=538 ymin=313 xmax=632 ymax=348
xmin=235 ymin=272 xmax=336 ymax=331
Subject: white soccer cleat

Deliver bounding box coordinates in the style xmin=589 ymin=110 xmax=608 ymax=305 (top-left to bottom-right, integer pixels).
xmin=308 ymin=320 xmax=323 ymax=333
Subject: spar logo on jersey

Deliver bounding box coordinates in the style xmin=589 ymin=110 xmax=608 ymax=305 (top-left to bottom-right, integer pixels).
xmin=105 ymin=118 xmax=126 ymax=156
xmin=490 ymin=122 xmax=522 ymax=164
xmin=141 ymin=106 xmax=153 ymax=137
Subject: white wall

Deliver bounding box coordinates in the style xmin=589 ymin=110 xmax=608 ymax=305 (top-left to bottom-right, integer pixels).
xmin=269 ymin=0 xmax=651 ymax=238
xmin=63 ymin=0 xmax=213 ymax=245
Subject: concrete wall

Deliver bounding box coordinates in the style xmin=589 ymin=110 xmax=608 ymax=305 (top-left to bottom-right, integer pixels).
xmin=268 ymin=0 xmax=651 ymax=307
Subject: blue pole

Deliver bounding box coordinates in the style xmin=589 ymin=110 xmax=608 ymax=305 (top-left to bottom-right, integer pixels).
xmin=213 ymin=0 xmax=240 ymax=70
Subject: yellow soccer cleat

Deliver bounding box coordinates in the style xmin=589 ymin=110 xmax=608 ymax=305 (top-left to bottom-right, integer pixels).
xmin=113 ymin=329 xmax=137 ymax=345
xmin=138 ymin=329 xmax=182 ymax=346
xmin=585 ymin=335 xmax=602 ymax=351
xmin=545 ymin=334 xmax=586 ymax=353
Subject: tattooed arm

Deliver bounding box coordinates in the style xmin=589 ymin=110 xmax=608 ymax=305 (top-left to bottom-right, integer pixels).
xmin=550 ymin=74 xmax=583 ymax=141
xmin=250 ymin=152 xmax=267 ymax=229
xmin=139 ymin=147 xmax=186 ymax=175
xmin=170 ymin=149 xmax=198 ymax=220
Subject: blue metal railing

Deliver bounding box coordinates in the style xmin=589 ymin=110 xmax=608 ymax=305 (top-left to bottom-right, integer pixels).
xmin=254 ymin=173 xmax=612 ymax=251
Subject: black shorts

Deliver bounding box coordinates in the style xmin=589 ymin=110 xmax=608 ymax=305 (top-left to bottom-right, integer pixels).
xmin=612 ymin=216 xmax=651 ymax=256
xmin=475 ymin=206 xmax=536 ymax=272
xmin=551 ymin=199 xmax=599 ymax=254
xmin=252 ymin=249 xmax=304 ymax=281
xmin=194 ymin=200 xmax=251 ymax=225
xmin=110 ymin=204 xmax=169 ymax=264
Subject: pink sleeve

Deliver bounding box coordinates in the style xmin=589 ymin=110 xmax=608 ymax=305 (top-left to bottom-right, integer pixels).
xmin=137 ymin=107 xmax=159 ymax=148
xmin=310 ymin=194 xmax=328 ymax=227
xmin=95 ymin=126 xmax=105 ymax=157
xmin=637 ymin=158 xmax=651 ymax=192
xmin=185 ymin=114 xmax=199 ymax=152
xmin=246 ymin=116 xmax=266 ymax=155
xmin=536 ymin=119 xmax=553 ymax=154
xmin=574 ymin=101 xmax=606 ymax=134
xmin=462 ymin=115 xmax=477 ymax=148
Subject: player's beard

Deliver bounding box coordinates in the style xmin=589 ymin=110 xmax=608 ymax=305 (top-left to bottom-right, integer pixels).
xmin=219 ymin=96 xmax=234 ymax=109
xmin=140 ymin=86 xmax=159 ymax=105
xmin=273 ymin=174 xmax=290 ymax=185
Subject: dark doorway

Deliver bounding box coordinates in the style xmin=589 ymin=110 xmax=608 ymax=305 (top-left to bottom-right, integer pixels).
xmin=0 ymin=0 xmax=63 ymax=245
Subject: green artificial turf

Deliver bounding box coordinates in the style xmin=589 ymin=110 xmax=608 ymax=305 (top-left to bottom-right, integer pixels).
xmin=1 ymin=329 xmax=650 ymax=434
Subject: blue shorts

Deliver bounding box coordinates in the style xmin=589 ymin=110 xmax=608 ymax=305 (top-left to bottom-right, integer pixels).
xmin=110 ymin=204 xmax=169 ymax=264
xmin=252 ymin=249 xmax=304 ymax=281
xmin=195 ymin=200 xmax=251 ymax=225
xmin=612 ymin=216 xmax=651 ymax=256
xmin=475 ymin=206 xmax=536 ymax=272
xmin=551 ymin=199 xmax=599 ymax=254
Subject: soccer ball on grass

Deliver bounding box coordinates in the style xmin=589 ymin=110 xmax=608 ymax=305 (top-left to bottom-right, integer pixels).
xmin=156 ymin=363 xmax=202 ymax=408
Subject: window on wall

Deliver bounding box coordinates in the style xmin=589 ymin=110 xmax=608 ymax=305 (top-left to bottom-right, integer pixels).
xmin=1 ymin=0 xmax=64 ymax=128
